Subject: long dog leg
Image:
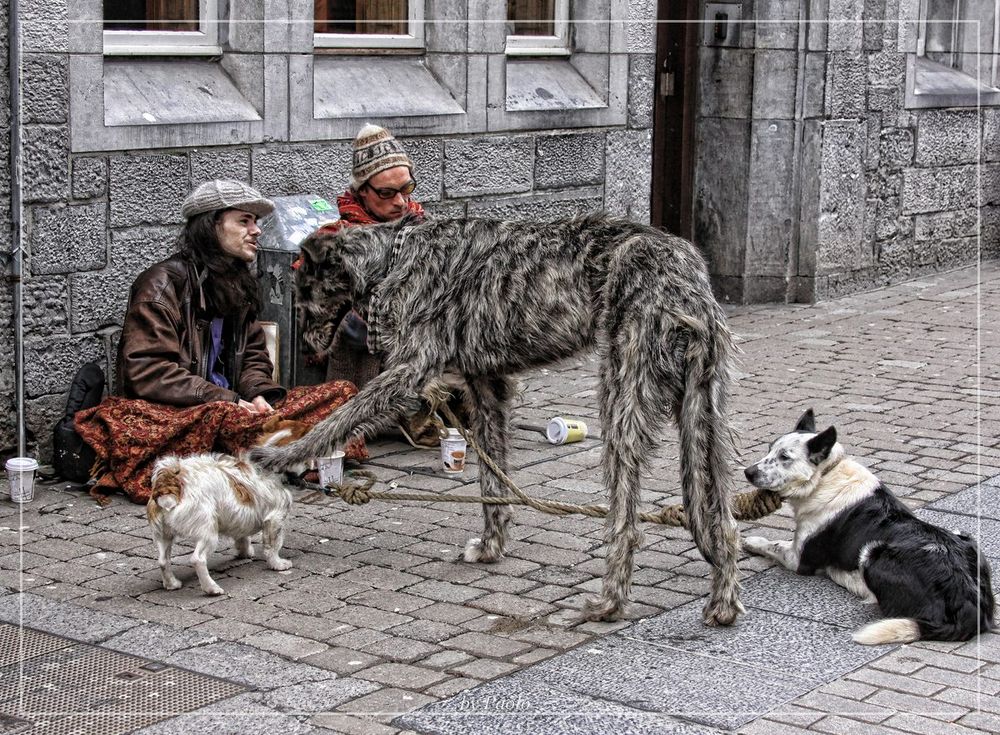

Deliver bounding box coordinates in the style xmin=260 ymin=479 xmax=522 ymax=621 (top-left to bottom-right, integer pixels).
xmin=680 ymin=335 xmax=743 ymax=627
xmin=582 ymin=339 xmax=661 ymax=621
xmin=251 ymin=358 xmax=437 ymax=470
xmin=463 ymin=376 xmax=514 ymax=564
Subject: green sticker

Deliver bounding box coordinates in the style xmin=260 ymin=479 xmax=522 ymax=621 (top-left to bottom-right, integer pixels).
xmin=308 ymin=198 xmax=333 ymax=212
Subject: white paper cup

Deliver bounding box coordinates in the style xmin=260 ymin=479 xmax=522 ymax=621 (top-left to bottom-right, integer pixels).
xmin=441 ymin=432 xmax=467 ymax=474
xmin=6 ymin=457 xmax=39 ymax=503
xmin=546 ymin=417 xmax=588 ymax=445
xmin=316 ymin=452 xmax=345 ymax=487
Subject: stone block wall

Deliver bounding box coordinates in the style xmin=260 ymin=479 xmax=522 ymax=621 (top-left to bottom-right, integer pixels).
xmin=1 ymin=1 xmax=15 ymax=453
xmin=693 ymin=2 xmax=999 ymax=304
xmin=2 ymin=1 xmax=657 ymax=458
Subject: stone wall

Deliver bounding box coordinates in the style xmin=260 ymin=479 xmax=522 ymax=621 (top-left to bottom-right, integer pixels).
xmin=1 ymin=1 xmax=14 ymax=454
xmin=3 ymin=0 xmax=657 ymax=458
xmin=693 ymin=2 xmax=1000 ymax=304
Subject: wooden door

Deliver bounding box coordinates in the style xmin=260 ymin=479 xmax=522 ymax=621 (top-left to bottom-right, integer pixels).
xmin=651 ymin=0 xmax=698 ymax=238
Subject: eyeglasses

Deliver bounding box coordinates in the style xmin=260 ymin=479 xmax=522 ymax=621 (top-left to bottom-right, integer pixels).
xmin=364 ymin=179 xmax=417 ymax=200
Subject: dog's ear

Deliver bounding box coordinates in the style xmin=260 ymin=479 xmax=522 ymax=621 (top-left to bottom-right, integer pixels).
xmin=794 ymin=408 xmax=816 ymax=433
xmin=806 ymin=426 xmax=837 ymax=464
xmin=260 ymin=414 xmax=282 ymax=434
xmin=300 ymin=232 xmax=332 ymax=267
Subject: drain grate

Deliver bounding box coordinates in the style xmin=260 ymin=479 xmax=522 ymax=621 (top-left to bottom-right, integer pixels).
xmin=0 ymin=627 xmax=69 ymax=669
xmin=0 ymin=623 xmax=247 ymax=735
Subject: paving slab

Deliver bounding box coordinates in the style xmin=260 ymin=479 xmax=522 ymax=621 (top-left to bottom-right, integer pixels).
xmin=426 ymin=633 xmax=812 ymax=730
xmin=130 ymin=694 xmax=316 ymax=735
xmin=0 ymin=590 xmax=140 ymax=642
xmin=164 ymin=640 xmax=335 ymax=690
xmin=624 ymin=600 xmax=894 ymax=686
xmin=923 ymin=475 xmax=1000 ymax=521
xmin=103 ymin=620 xmax=218 ymax=659
xmin=737 ymin=567 xmax=883 ymax=631
xmin=397 ymin=676 xmax=722 ymax=734
xmin=260 ymin=677 xmax=383 ymax=712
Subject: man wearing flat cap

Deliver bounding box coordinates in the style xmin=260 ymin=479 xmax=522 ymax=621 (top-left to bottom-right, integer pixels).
xmin=74 ymin=179 xmax=368 ymax=504
xmin=116 ymin=179 xmax=286 ymax=411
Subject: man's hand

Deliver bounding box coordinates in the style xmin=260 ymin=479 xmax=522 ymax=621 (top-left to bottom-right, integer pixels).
xmin=238 ymin=397 xmax=274 ymax=413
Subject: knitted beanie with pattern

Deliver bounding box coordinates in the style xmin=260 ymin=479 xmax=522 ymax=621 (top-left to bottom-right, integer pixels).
xmin=350 ymin=124 xmax=413 ymax=190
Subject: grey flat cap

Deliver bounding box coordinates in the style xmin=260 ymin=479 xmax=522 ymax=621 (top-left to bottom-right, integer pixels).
xmin=181 ymin=179 xmax=275 ymax=219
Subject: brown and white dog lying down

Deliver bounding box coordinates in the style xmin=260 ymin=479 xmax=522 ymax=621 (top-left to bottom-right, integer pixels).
xmin=148 ymin=416 xmax=311 ymax=595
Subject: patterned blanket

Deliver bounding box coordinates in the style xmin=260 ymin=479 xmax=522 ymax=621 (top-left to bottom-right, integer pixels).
xmin=75 ymin=381 xmax=368 ymax=505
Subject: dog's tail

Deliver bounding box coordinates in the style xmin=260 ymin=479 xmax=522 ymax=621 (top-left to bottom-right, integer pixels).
xmin=854 ymin=609 xmax=994 ymax=645
xmin=148 ymin=457 xmax=184 ymax=519
xmin=676 ymin=312 xmax=743 ymax=625
xmin=852 ymin=618 xmax=920 ymax=645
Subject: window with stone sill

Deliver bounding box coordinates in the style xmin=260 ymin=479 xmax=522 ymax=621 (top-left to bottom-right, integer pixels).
xmin=506 ymin=0 xmax=571 ymax=56
xmin=104 ymin=0 xmax=221 ymax=55
xmin=908 ymin=0 xmax=1000 ymax=107
xmin=73 ymin=0 xmax=268 ymax=152
xmin=314 ymin=0 xmax=425 ymax=50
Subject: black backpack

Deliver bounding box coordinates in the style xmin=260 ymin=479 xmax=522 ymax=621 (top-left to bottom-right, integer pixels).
xmin=52 ymin=363 xmax=105 ymax=483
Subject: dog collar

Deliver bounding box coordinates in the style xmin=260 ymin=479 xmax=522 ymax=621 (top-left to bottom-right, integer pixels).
xmin=366 ymin=225 xmax=414 ymax=356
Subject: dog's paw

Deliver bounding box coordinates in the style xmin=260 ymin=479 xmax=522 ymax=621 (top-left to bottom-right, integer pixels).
xmin=201 ymin=583 xmax=225 ymax=596
xmin=703 ymin=596 xmax=745 ymax=627
xmin=463 ymin=537 xmax=502 ymax=564
xmin=580 ymin=595 xmax=625 ymax=622
xmin=162 ymin=578 xmax=182 ymax=591
xmin=742 ymin=535 xmax=771 ymax=556
xmin=269 ymin=558 xmax=293 ymax=572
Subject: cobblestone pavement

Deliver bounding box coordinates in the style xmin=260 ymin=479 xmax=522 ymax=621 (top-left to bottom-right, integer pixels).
xmin=1 ymin=261 xmax=998 ymax=735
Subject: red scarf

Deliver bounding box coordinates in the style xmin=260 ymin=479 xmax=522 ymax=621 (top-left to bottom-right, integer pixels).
xmin=293 ymin=190 xmax=425 ymax=269
xmin=321 ymin=189 xmax=424 ymax=233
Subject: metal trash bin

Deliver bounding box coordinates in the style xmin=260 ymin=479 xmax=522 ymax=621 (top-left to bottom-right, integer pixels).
xmin=257 ymin=194 xmax=340 ymax=388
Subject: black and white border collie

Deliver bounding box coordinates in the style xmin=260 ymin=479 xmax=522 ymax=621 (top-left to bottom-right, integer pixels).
xmin=743 ymin=409 xmax=995 ymax=645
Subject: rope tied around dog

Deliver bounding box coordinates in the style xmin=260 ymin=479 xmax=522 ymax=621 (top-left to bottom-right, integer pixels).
xmin=308 ymin=394 xmax=783 ymax=527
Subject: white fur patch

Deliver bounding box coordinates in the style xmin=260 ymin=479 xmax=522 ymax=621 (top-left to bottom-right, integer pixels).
xmin=261 ymin=428 xmax=292 ymax=447
xmin=858 ymin=540 xmax=881 ymax=568
xmin=157 ymin=495 xmax=179 ymax=511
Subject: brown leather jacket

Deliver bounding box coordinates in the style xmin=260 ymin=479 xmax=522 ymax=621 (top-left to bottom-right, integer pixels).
xmin=115 ymin=254 xmax=286 ymax=407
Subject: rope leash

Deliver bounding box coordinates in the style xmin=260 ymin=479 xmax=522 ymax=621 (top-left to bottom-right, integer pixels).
xmin=300 ymin=394 xmax=783 ymax=527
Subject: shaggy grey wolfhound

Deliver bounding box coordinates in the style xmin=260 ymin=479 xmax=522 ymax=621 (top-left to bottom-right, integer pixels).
xmin=252 ymin=213 xmax=742 ymax=624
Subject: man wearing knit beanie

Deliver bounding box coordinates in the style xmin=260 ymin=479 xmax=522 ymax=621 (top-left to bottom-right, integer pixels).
xmin=299 ymin=124 xmax=445 ymax=446
xmin=349 ymin=123 xmax=420 ymax=222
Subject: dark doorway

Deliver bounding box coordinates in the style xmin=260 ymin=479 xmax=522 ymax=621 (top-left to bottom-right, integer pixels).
xmin=651 ymin=0 xmax=698 ymax=239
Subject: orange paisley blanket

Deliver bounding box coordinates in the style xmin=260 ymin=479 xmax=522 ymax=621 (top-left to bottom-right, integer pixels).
xmin=75 ymin=381 xmax=367 ymax=505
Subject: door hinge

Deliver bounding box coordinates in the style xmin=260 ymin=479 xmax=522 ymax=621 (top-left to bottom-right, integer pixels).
xmin=659 ymin=71 xmax=676 ymax=97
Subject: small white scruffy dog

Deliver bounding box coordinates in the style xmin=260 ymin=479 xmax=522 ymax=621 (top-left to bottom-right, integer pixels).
xmin=148 ymin=416 xmax=310 ymax=595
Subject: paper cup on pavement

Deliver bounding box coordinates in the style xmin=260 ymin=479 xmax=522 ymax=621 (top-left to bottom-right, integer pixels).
xmin=6 ymin=458 xmax=39 ymax=503
xmin=316 ymin=452 xmax=345 ymax=487
xmin=441 ymin=429 xmax=467 ymax=474
xmin=546 ymin=417 xmax=588 ymax=445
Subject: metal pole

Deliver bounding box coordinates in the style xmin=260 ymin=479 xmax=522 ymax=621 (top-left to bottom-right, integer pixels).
xmin=9 ymin=0 xmax=25 ymax=456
